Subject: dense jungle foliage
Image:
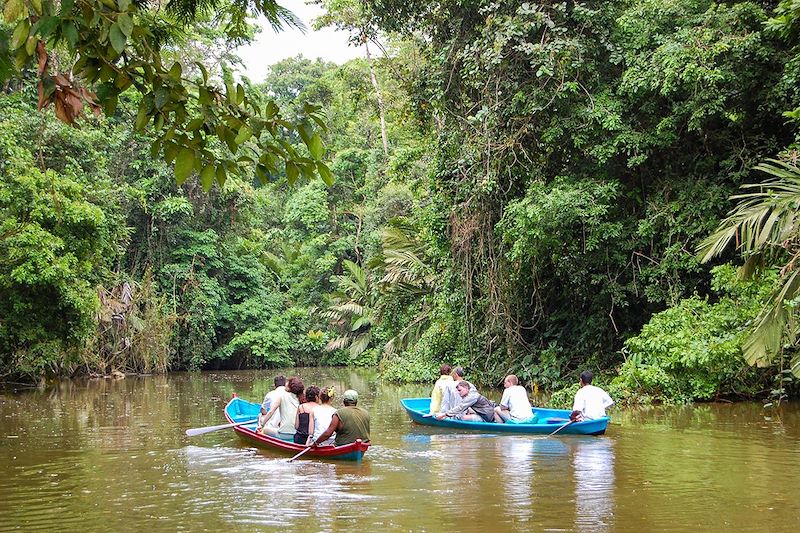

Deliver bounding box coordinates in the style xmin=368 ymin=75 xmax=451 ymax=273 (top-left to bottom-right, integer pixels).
xmin=3 ymin=0 xmax=800 ymax=403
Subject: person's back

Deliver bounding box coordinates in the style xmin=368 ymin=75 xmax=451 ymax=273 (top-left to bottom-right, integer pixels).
xmin=572 ymin=371 xmax=613 ymax=420
xmin=310 ymin=389 xmax=370 ymax=449
xmin=468 ymin=393 xmax=496 ymax=422
xmin=496 ymin=375 xmax=534 ymax=423
xmin=267 ymin=376 xmax=303 ymax=439
xmin=312 ymin=404 xmax=337 ymax=445
xmin=334 ymin=405 xmax=370 ymax=446
xmin=263 ymin=387 xmax=284 ymax=428
xmin=312 ymin=386 xmax=337 ymax=446
xmin=430 ymin=364 xmax=453 ymax=413
xmin=262 ymin=375 xmax=287 ymax=429
xmin=441 ymin=367 xmax=465 ymax=413
xmin=294 ymin=386 xmax=320 ymax=445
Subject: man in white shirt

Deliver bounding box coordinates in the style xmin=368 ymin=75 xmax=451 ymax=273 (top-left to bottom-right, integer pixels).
xmin=259 ymin=375 xmax=286 ymax=431
xmin=494 ymin=374 xmax=534 ymax=423
xmin=571 ymin=371 xmax=614 ymax=421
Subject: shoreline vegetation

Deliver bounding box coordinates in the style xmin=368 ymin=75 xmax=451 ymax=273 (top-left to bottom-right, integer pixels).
xmin=2 ymin=0 xmax=800 ymax=405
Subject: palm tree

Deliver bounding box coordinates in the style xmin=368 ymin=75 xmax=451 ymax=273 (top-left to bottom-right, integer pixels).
xmin=697 ymin=159 xmax=800 ymax=376
xmin=324 ymin=260 xmax=378 ymax=359
xmin=378 ymin=220 xmax=437 ymax=355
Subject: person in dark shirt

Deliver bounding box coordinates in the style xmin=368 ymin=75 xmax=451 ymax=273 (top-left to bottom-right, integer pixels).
xmin=434 ymin=380 xmax=496 ymax=422
xmin=310 ymin=389 xmax=370 ymax=447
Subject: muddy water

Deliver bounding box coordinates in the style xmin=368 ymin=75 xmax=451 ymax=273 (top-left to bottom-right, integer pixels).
xmin=1 ymin=369 xmax=798 ymax=532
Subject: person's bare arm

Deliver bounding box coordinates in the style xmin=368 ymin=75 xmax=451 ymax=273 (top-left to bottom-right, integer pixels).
xmin=306 ymin=407 xmax=315 ymax=443
xmin=263 ymin=394 xmax=280 ymax=423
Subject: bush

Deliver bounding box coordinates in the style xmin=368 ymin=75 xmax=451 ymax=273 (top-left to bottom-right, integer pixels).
xmin=615 ymin=265 xmax=777 ymax=403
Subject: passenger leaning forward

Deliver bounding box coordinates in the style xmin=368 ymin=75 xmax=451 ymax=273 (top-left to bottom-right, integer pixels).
xmin=435 ymin=380 xmax=496 ymax=422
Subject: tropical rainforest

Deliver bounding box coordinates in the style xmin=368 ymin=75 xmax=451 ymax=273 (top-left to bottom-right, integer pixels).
xmin=2 ymin=0 xmax=800 ymax=404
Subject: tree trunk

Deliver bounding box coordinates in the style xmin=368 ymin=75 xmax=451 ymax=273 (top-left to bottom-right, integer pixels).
xmin=365 ymin=41 xmax=389 ymax=156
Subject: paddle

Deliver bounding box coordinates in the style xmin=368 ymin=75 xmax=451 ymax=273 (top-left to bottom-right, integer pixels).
xmin=287 ymin=446 xmax=313 ymax=462
xmin=548 ymin=419 xmax=575 ymax=437
xmin=185 ymin=418 xmax=259 ymax=437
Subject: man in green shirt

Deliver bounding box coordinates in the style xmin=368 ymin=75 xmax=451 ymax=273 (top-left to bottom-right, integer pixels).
xmin=311 ymin=389 xmax=370 ymax=447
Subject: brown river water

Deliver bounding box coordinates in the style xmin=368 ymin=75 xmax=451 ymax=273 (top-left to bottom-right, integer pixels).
xmin=0 ymin=368 xmax=798 ymax=532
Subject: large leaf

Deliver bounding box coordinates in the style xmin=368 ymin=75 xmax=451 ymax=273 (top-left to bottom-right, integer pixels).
xmin=174 ymin=148 xmax=196 ymax=185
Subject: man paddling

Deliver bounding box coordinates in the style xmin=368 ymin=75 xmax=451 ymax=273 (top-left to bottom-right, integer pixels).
xmin=311 ymin=389 xmax=370 ymax=447
xmin=570 ymin=371 xmax=614 ymax=422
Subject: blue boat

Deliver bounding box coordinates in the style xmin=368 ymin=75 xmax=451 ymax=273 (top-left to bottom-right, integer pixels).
xmin=400 ymin=397 xmax=609 ymax=435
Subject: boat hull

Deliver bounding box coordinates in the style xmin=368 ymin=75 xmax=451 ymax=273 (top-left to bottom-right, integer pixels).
xmin=224 ymin=395 xmax=369 ymax=460
xmin=401 ymin=398 xmax=609 ymax=435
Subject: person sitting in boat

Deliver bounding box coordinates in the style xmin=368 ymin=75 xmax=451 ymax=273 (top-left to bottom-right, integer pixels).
xmin=310 ymin=385 xmax=337 ymax=446
xmin=294 ymin=385 xmax=320 ymax=445
xmin=570 ymin=371 xmax=614 ymax=422
xmin=310 ymin=389 xmax=370 ymax=447
xmin=440 ymin=366 xmax=464 ymax=414
xmin=260 ymin=376 xmax=303 ymax=440
xmin=494 ymin=374 xmax=536 ymax=424
xmin=434 ymin=380 xmax=496 ymax=423
xmin=430 ymin=364 xmax=454 ymax=414
xmin=260 ymin=375 xmax=286 ymax=431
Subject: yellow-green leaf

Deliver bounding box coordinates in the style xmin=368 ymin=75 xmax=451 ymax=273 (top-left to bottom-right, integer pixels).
xmin=134 ymin=104 xmax=149 ymax=131
xmin=234 ymin=126 xmax=252 ymax=145
xmin=199 ymin=165 xmax=215 ymax=191
xmin=286 ymin=161 xmax=299 ymax=185
xmin=3 ymin=0 xmax=24 ymax=22
xmin=117 ymin=13 xmax=133 ymax=37
xmin=317 ymin=162 xmax=335 ymax=186
xmin=215 ymin=165 xmax=227 ymax=186
xmin=174 ymin=147 xmax=196 ymax=185
xmin=307 ymin=132 xmax=324 ymax=160
xmin=30 ymin=0 xmax=42 ymax=15
xmin=11 ymin=20 xmax=29 ymax=49
xmin=236 ymin=84 xmax=245 ymax=105
xmin=24 ymin=35 xmax=36 ymax=55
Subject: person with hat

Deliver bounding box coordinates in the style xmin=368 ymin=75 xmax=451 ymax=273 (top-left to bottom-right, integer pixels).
xmin=310 ymin=389 xmax=370 ymax=447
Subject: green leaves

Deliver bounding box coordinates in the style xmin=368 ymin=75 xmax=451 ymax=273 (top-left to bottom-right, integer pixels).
xmin=3 ymin=0 xmax=331 ymax=191
xmin=109 ymin=23 xmax=127 ymax=54
xmin=117 ymin=13 xmax=133 ymax=37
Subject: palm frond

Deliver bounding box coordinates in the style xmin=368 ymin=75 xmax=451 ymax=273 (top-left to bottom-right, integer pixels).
xmin=349 ymin=332 xmax=371 ymax=358
xmin=325 ymin=336 xmax=352 ymax=352
xmin=698 ymin=159 xmax=800 ymax=265
xmin=384 ymin=312 xmax=430 ymax=356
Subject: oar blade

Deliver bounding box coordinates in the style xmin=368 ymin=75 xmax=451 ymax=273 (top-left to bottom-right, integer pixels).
xmin=185 ymin=418 xmax=258 ymax=437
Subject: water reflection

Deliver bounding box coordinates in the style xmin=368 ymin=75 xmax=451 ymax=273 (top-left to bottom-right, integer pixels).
xmin=572 ymin=437 xmax=615 ymax=532
xmin=497 ymin=437 xmax=535 ymax=520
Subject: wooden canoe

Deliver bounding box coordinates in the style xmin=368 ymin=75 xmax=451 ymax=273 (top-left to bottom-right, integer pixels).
xmin=401 ymin=397 xmax=609 ymax=435
xmin=224 ymin=394 xmax=370 ymax=460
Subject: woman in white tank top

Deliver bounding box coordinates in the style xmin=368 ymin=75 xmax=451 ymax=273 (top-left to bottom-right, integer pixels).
xmin=311 ymin=386 xmax=337 ymax=446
